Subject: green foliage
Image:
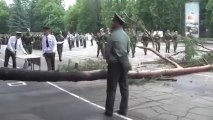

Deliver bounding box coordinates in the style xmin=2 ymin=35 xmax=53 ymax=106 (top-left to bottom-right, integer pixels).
xmin=65 ymin=0 xmax=101 ymax=33
xmin=32 ymin=0 xmax=65 ymax=32
xmin=59 ymin=59 xmax=107 ymax=72
xmin=6 ymin=0 xmax=65 ymax=32
xmin=8 ymin=0 xmax=30 ymax=32
xmin=183 ymin=36 xmax=198 ymax=61
xmin=0 ymin=0 xmax=9 ymax=33
xmin=205 ymin=0 xmax=213 ymax=36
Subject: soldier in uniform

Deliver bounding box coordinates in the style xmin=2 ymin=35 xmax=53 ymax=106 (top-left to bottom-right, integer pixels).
xmin=141 ymin=32 xmax=149 ymax=55
xmin=172 ymin=31 xmax=178 ymax=52
xmin=129 ymin=28 xmax=137 ymax=57
xmin=22 ymin=28 xmax=35 ymax=54
xmin=90 ymin=32 xmax=94 ymax=46
xmin=80 ymin=33 xmax=83 ymax=46
xmin=0 ymin=34 xmax=2 ymax=54
xmin=105 ymin=13 xmax=131 ymax=117
xmin=164 ymin=30 xmax=172 ymax=53
xmin=96 ymin=31 xmax=105 ymax=57
xmin=83 ymin=33 xmax=87 ymax=48
xmin=154 ymin=31 xmax=161 ymax=52
xmin=67 ymin=32 xmax=72 ymax=50
xmin=75 ymin=33 xmax=80 ymax=47
xmin=56 ymin=31 xmax=64 ymax=61
xmin=150 ymin=30 xmax=155 ymax=48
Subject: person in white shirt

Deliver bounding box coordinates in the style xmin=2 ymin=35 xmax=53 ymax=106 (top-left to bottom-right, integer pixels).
xmin=4 ymin=32 xmax=27 ymax=68
xmin=42 ymin=27 xmax=57 ymax=71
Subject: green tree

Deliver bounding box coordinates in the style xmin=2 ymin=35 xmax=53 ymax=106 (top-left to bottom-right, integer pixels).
xmin=32 ymin=0 xmax=65 ymax=32
xmin=0 ymin=0 xmax=9 ymax=33
xmin=65 ymin=0 xmax=101 ymax=33
xmin=205 ymin=0 xmax=213 ymax=36
xmin=8 ymin=0 xmax=30 ymax=32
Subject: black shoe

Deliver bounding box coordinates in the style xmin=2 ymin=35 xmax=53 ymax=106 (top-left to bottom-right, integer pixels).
xmin=116 ymin=110 xmax=126 ymax=116
xmin=104 ymin=112 xmax=113 ymax=117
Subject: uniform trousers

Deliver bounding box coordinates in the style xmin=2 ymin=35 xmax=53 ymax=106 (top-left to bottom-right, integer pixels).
xmin=105 ymin=62 xmax=129 ymax=115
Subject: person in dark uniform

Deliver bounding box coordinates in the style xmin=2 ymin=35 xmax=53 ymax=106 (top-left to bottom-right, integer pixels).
xmin=105 ymin=13 xmax=131 ymax=117
xmin=0 ymin=35 xmax=2 ymax=54
xmin=4 ymin=32 xmax=27 ymax=68
xmin=172 ymin=31 xmax=178 ymax=52
xmin=91 ymin=32 xmax=94 ymax=46
xmin=96 ymin=31 xmax=105 ymax=58
xmin=22 ymin=28 xmax=35 ymax=54
xmin=80 ymin=33 xmax=83 ymax=46
xmin=42 ymin=27 xmax=57 ymax=71
xmin=150 ymin=30 xmax=155 ymax=48
xmin=154 ymin=31 xmax=161 ymax=52
xmin=164 ymin=30 xmax=172 ymax=53
xmin=128 ymin=28 xmax=137 ymax=57
xmin=67 ymin=32 xmax=72 ymax=50
xmin=141 ymin=32 xmax=149 ymax=55
xmin=83 ymin=33 xmax=87 ymax=48
xmin=75 ymin=33 xmax=80 ymax=47
xmin=56 ymin=31 xmax=64 ymax=61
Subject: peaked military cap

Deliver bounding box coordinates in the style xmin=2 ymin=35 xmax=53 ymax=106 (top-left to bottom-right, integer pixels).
xmin=112 ymin=12 xmax=126 ymax=25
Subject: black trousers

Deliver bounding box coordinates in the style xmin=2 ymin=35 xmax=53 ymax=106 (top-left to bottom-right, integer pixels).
xmin=91 ymin=39 xmax=93 ymax=46
xmin=143 ymin=41 xmax=149 ymax=55
xmin=25 ymin=45 xmax=33 ymax=54
xmin=83 ymin=40 xmax=86 ymax=48
xmin=4 ymin=48 xmax=16 ymax=68
xmin=57 ymin=44 xmax=63 ymax=60
xmin=72 ymin=41 xmax=75 ymax=47
xmin=44 ymin=53 xmax=55 ymax=71
xmin=80 ymin=39 xmax=83 ymax=46
xmin=105 ymin=62 xmax=129 ymax=115
xmin=68 ymin=40 xmax=72 ymax=50
xmin=76 ymin=40 xmax=79 ymax=47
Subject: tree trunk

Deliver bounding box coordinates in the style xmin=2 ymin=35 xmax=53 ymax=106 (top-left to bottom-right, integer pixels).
xmin=0 ymin=65 xmax=212 ymax=82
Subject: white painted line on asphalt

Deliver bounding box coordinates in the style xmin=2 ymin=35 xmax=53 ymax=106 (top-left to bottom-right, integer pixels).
xmin=7 ymin=81 xmax=27 ymax=86
xmin=46 ymin=82 xmax=133 ymax=120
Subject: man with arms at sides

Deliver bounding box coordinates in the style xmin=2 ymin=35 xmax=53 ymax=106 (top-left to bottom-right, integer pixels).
xmin=56 ymin=31 xmax=65 ymax=62
xmin=4 ymin=32 xmax=27 ymax=68
xmin=42 ymin=27 xmax=57 ymax=71
xmin=105 ymin=13 xmax=131 ymax=117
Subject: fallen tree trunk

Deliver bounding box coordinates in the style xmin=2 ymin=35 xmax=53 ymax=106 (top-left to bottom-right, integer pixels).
xmin=0 ymin=65 xmax=212 ymax=81
xmin=128 ymin=65 xmax=213 ymax=79
xmin=137 ymin=46 xmax=183 ymax=68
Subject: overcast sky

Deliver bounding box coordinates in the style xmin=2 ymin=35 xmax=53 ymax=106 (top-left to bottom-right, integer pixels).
xmin=6 ymin=0 xmax=76 ymax=10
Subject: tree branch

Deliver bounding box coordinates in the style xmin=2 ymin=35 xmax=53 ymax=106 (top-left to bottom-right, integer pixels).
xmin=137 ymin=45 xmax=183 ymax=69
xmin=196 ymin=43 xmax=213 ymax=52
